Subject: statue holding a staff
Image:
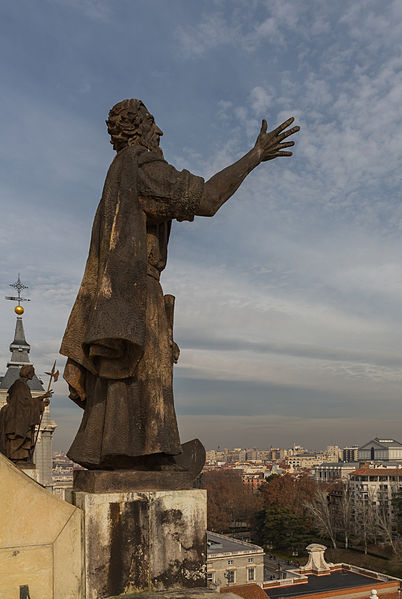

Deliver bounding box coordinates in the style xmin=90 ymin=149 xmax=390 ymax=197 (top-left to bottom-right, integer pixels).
xmin=0 ymin=364 xmax=55 ymax=467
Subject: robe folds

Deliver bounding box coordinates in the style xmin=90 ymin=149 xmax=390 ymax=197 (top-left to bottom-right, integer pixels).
xmin=0 ymin=379 xmax=42 ymax=462
xmin=60 ymin=145 xmax=204 ymax=468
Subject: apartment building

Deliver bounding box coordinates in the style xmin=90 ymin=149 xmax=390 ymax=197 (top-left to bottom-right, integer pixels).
xmin=349 ymin=466 xmax=402 ymax=505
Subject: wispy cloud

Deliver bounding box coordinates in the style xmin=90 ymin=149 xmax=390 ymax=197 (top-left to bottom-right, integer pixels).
xmin=45 ymin=0 xmax=112 ymax=21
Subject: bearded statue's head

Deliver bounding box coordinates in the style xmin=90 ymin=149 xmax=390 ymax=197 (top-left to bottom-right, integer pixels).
xmin=106 ymin=99 xmax=163 ymax=156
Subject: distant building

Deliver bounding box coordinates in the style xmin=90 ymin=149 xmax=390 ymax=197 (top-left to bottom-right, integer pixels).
xmin=264 ymin=464 xmax=284 ymax=479
xmin=349 ymin=466 xmax=402 ymax=511
xmin=238 ymin=449 xmax=247 ymax=462
xmin=324 ymin=445 xmax=342 ymax=462
xmin=206 ymin=449 xmax=217 ymax=463
xmin=52 ymin=452 xmax=75 ymax=499
xmin=269 ymin=448 xmax=282 ymax=460
xmin=359 ymin=437 xmax=402 ymax=462
xmin=242 ymin=472 xmax=265 ymax=491
xmin=246 ymin=448 xmax=257 ymax=461
xmin=314 ymin=462 xmax=359 ymax=482
xmin=342 ymin=446 xmax=359 ymax=462
xmin=287 ymin=453 xmax=322 ymax=470
xmin=0 ymin=308 xmax=56 ymax=490
xmin=207 ymin=531 xmax=264 ymax=588
xmin=257 ymin=449 xmax=271 ymax=461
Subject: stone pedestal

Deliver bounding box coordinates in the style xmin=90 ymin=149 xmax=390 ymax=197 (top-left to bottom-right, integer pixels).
xmin=300 ymin=543 xmax=333 ymax=575
xmin=69 ymin=488 xmax=207 ymax=599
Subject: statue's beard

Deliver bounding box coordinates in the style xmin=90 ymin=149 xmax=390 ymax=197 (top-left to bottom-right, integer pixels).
xmin=140 ymin=131 xmax=164 ymax=158
xmin=112 ymin=128 xmax=164 ymax=158
xmin=148 ymin=144 xmax=164 ymax=158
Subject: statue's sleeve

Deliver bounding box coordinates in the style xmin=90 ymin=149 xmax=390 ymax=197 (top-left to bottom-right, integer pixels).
xmin=137 ymin=159 xmax=204 ymax=222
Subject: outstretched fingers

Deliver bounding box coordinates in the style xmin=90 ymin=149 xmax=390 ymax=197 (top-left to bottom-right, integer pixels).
xmin=275 ymin=117 xmax=295 ymax=134
xmin=277 ymin=125 xmax=300 ymax=142
xmin=257 ymin=116 xmax=299 ymax=161
xmin=277 ymin=141 xmax=295 ymax=149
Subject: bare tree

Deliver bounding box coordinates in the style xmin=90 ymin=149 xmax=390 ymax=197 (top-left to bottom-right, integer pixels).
xmin=305 ymin=488 xmax=337 ymax=549
xmin=353 ymin=488 xmax=378 ymax=554
xmin=339 ymin=482 xmax=354 ymax=550
xmin=376 ymin=484 xmax=398 ymax=553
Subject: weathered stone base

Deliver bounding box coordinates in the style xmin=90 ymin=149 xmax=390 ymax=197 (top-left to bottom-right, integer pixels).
xmin=73 ymin=469 xmax=194 ymax=493
xmin=69 ymin=489 xmax=207 ymax=599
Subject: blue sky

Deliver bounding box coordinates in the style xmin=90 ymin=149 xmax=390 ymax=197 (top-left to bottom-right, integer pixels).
xmin=1 ymin=0 xmax=402 ymax=452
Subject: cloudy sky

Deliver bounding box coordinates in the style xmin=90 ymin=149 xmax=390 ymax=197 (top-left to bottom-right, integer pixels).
xmin=1 ymin=0 xmax=402 ymax=452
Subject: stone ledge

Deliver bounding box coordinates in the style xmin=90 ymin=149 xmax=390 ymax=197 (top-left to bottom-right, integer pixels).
xmin=73 ymin=469 xmax=194 ymax=492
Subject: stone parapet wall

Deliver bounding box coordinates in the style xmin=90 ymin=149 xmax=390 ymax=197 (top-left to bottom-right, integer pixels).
xmin=0 ymin=452 xmax=83 ymax=598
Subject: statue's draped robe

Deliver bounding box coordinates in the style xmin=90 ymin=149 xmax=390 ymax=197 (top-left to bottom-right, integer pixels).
xmin=60 ymin=145 xmax=204 ymax=468
xmin=0 ymin=379 xmax=42 ymax=462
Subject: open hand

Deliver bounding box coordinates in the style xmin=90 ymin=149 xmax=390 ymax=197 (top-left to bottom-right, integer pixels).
xmin=254 ymin=117 xmax=300 ymax=163
xmin=172 ymin=341 xmax=180 ymax=364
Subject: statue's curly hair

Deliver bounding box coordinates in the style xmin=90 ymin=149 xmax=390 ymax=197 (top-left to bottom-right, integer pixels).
xmin=106 ymin=99 xmax=148 ymax=151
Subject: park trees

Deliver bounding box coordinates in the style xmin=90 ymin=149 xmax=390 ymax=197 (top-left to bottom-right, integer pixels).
xmin=257 ymin=504 xmax=317 ymax=551
xmin=259 ymin=473 xmax=318 ymax=512
xmin=203 ymin=467 xmax=402 ymax=557
xmin=254 ymin=473 xmax=320 ymax=550
xmin=201 ymin=469 xmax=262 ymax=532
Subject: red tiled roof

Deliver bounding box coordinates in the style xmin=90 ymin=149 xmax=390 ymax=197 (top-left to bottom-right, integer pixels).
xmin=220 ymin=583 xmax=267 ymax=599
xmin=350 ymin=468 xmax=402 ymax=477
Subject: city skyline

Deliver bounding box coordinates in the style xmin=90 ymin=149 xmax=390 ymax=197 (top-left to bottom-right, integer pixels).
xmin=2 ymin=1 xmax=402 ymax=451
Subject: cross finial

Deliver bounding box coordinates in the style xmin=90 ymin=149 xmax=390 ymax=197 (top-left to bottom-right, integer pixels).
xmin=5 ymin=274 xmax=31 ymax=314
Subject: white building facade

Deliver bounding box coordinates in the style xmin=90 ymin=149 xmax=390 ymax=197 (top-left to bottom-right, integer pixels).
xmin=358 ymin=438 xmax=402 ymax=462
xmin=207 ymin=531 xmax=264 ymax=588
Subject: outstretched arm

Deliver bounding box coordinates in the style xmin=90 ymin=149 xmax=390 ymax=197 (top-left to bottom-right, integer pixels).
xmin=197 ymin=117 xmax=300 ymax=217
xmin=38 ymin=390 xmax=52 ymax=408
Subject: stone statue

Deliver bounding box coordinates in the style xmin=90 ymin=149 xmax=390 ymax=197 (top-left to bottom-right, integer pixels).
xmin=60 ymin=99 xmax=299 ymax=471
xmin=0 ymin=365 xmax=52 ymax=467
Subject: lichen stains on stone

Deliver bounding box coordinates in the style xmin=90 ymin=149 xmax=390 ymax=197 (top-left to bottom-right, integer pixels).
xmin=108 ymin=499 xmax=150 ymax=596
xmin=84 ymin=490 xmax=207 ymax=596
xmin=152 ymin=557 xmax=207 ymax=590
xmin=159 ymin=508 xmax=183 ymax=525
